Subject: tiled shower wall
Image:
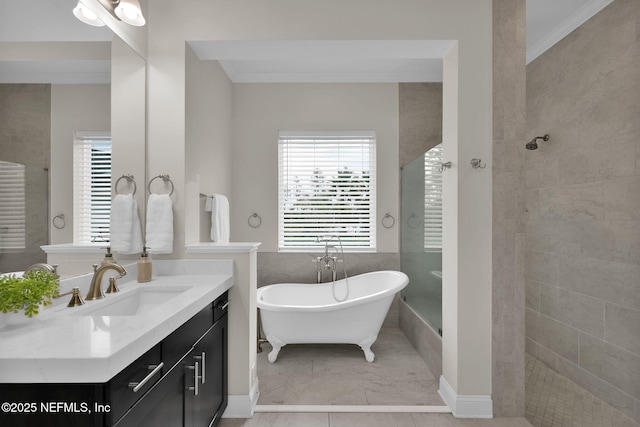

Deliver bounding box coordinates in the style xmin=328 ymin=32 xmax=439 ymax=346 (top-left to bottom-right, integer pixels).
xmin=0 ymin=84 xmax=50 ymax=273
xmin=524 ymin=0 xmax=640 ymax=423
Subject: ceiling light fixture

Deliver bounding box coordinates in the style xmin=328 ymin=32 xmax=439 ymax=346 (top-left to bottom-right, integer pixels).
xmin=73 ymin=0 xmax=146 ymax=27
xmin=114 ymin=0 xmax=146 ymax=26
xmin=73 ymin=1 xmax=106 ymax=27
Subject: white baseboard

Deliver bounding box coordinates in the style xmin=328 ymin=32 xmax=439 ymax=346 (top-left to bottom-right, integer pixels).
xmin=255 ymin=405 xmax=451 ymax=413
xmin=222 ymin=379 xmax=260 ymax=418
xmin=438 ymin=375 xmax=493 ymax=419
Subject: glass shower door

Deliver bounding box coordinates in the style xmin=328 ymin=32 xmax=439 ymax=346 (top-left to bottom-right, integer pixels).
xmin=400 ymin=147 xmax=443 ymax=335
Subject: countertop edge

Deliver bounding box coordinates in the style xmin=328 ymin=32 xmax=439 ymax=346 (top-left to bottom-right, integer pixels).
xmin=0 ymin=276 xmax=233 ymax=384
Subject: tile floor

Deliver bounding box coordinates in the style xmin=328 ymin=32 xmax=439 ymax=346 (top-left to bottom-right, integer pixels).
xmin=255 ymin=327 xmax=443 ymax=406
xmin=525 ymin=354 xmax=640 ymax=427
xmin=219 ymin=328 xmax=532 ymax=426
xmin=219 ymin=328 xmax=639 ymax=427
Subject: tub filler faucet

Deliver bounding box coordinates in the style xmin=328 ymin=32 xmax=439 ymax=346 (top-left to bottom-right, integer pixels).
xmin=316 ymin=235 xmax=338 ymax=283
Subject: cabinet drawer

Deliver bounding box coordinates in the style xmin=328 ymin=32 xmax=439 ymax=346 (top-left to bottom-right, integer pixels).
xmin=213 ymin=291 xmax=229 ymax=323
xmin=163 ymin=303 xmax=214 ymax=368
xmin=108 ymin=343 xmax=162 ymax=424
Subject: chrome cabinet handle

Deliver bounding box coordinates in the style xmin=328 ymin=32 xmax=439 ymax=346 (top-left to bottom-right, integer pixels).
xmin=216 ymin=301 xmax=229 ymax=311
xmin=187 ymin=361 xmax=200 ymax=396
xmin=128 ymin=362 xmax=164 ymax=393
xmin=193 ymin=351 xmax=206 ymax=384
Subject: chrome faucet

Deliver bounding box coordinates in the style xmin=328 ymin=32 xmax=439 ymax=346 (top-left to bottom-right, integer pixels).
xmin=316 ymin=236 xmax=338 ymax=283
xmin=86 ymin=263 xmax=127 ymax=300
xmin=24 ymin=263 xmax=59 ymax=277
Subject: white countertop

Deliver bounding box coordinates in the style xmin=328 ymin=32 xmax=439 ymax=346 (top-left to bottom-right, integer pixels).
xmin=0 ymin=261 xmax=233 ymax=384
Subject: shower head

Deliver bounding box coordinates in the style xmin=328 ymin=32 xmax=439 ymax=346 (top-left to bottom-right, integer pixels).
xmin=526 ymin=134 xmax=550 ymax=150
xmin=525 ymin=140 xmax=538 ymax=150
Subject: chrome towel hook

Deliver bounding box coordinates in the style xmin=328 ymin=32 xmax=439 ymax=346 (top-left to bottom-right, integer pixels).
xmin=470 ymin=158 xmax=486 ymax=169
xmin=439 ymin=161 xmax=452 ymax=173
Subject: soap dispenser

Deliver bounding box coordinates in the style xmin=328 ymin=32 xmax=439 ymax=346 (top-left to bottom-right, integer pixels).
xmin=101 ymin=246 xmax=117 ymax=266
xmin=137 ymin=247 xmax=152 ymax=283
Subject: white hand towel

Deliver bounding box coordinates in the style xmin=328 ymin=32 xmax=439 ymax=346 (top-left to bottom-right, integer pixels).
xmin=110 ymin=194 xmax=143 ymax=254
xmin=145 ymin=193 xmax=173 ymax=254
xmin=205 ymin=194 xmax=230 ymax=243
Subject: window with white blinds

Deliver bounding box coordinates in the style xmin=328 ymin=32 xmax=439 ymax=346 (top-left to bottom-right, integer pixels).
xmin=0 ymin=161 xmax=26 ymax=251
xmin=278 ymin=130 xmax=376 ymax=251
xmin=73 ymin=131 xmax=112 ymax=244
xmin=424 ymin=143 xmax=443 ymax=251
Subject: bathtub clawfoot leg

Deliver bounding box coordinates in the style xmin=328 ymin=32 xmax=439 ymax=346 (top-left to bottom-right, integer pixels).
xmin=266 ymin=334 xmax=285 ymax=363
xmin=359 ymin=334 xmax=377 ymax=363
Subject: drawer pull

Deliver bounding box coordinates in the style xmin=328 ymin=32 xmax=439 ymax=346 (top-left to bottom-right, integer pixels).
xmin=216 ymin=301 xmax=229 ymax=311
xmin=128 ymin=362 xmax=164 ymax=393
xmin=187 ymin=361 xmax=200 ymax=396
xmin=193 ymin=351 xmax=206 ymax=384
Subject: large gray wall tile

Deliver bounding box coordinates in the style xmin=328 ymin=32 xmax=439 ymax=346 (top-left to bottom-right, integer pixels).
xmin=531 ymin=312 xmax=580 ymax=364
xmin=605 ymin=303 xmax=640 ymax=355
xmin=524 ymin=250 xmax=558 ymax=285
xmin=604 ymin=177 xmax=640 ymax=220
xmin=558 ymin=255 xmax=639 ymax=309
xmin=539 ymin=283 xmax=605 ymax=338
xmin=555 ymin=355 xmax=637 ymax=420
xmin=579 ymin=333 xmax=640 ymax=399
xmin=538 ymin=182 xmax=604 ymax=220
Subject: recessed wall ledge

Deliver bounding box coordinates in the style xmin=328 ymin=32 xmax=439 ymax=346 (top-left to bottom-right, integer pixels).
xmin=41 ymin=243 xmax=107 ymax=254
xmin=185 ymin=242 xmax=262 ymax=253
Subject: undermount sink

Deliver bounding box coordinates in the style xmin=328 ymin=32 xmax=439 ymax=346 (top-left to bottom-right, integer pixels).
xmin=71 ymin=285 xmax=192 ymax=317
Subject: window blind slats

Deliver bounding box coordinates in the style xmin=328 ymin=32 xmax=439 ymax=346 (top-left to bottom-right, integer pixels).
xmin=73 ymin=133 xmax=112 ymax=244
xmin=0 ymin=161 xmax=26 ymax=250
xmin=424 ymin=144 xmax=443 ymax=251
xmin=278 ymin=131 xmax=376 ymax=250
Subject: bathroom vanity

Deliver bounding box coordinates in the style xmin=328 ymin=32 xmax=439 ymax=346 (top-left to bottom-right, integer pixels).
xmin=0 ymin=262 xmax=232 ymax=427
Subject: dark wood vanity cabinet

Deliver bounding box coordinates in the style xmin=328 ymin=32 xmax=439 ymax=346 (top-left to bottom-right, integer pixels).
xmin=115 ymin=291 xmax=228 ymax=427
xmin=0 ymin=291 xmax=229 ymax=427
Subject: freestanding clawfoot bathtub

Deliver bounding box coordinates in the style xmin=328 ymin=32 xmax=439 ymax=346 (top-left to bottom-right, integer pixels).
xmin=257 ymin=270 xmax=409 ymax=363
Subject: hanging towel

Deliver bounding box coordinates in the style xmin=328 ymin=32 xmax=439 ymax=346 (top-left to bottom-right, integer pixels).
xmin=145 ymin=193 xmax=173 ymax=254
xmin=110 ymin=194 xmax=143 ymax=254
xmin=204 ymin=194 xmax=230 ymax=243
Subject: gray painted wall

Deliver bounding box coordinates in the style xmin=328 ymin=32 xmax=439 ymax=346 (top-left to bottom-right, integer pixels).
xmin=525 ymin=0 xmax=640 ymax=423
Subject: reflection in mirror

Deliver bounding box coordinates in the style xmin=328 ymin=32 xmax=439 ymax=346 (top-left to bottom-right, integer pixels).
xmin=0 ymin=4 xmax=146 ymax=275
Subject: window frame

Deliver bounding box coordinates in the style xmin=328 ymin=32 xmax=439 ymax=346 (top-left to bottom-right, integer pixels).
xmin=278 ymin=130 xmax=377 ymax=252
xmin=0 ymin=160 xmax=26 ymax=252
xmin=73 ymin=131 xmax=112 ymax=245
xmin=424 ymin=143 xmax=443 ymax=252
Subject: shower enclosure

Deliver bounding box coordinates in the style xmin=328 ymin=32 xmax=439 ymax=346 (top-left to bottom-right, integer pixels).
xmin=400 ymin=145 xmax=443 ymax=335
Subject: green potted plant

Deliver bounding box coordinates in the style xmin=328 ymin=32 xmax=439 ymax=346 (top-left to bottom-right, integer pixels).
xmin=0 ymin=270 xmax=60 ymax=323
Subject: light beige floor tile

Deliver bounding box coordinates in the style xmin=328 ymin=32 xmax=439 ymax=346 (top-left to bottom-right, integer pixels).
xmin=362 ymin=379 xmax=443 ymax=405
xmin=330 ymin=412 xmax=422 ymax=427
xmin=257 ymin=354 xmax=313 ymax=380
xmin=219 ymin=413 xmax=328 ymax=427
xmin=257 ymin=378 xmax=287 ymax=405
xmin=282 ymin=378 xmax=368 ymax=405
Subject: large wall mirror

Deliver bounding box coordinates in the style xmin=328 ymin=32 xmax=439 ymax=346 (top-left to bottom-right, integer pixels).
xmin=0 ymin=1 xmax=146 ymax=274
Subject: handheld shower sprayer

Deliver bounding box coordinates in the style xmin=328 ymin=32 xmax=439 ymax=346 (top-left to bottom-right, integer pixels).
xmin=526 ymin=134 xmax=550 ymax=150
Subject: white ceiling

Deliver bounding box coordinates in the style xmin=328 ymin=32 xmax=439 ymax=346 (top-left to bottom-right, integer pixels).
xmin=0 ymin=0 xmax=615 ymax=84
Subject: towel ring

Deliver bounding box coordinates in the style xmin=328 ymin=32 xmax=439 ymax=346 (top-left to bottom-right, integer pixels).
xmin=115 ymin=174 xmax=136 ymax=195
xmin=148 ymin=174 xmax=174 ymax=196
xmin=52 ymin=213 xmax=66 ymax=230
xmin=382 ymin=213 xmax=396 ymax=229
xmin=248 ymin=213 xmax=262 ymax=228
